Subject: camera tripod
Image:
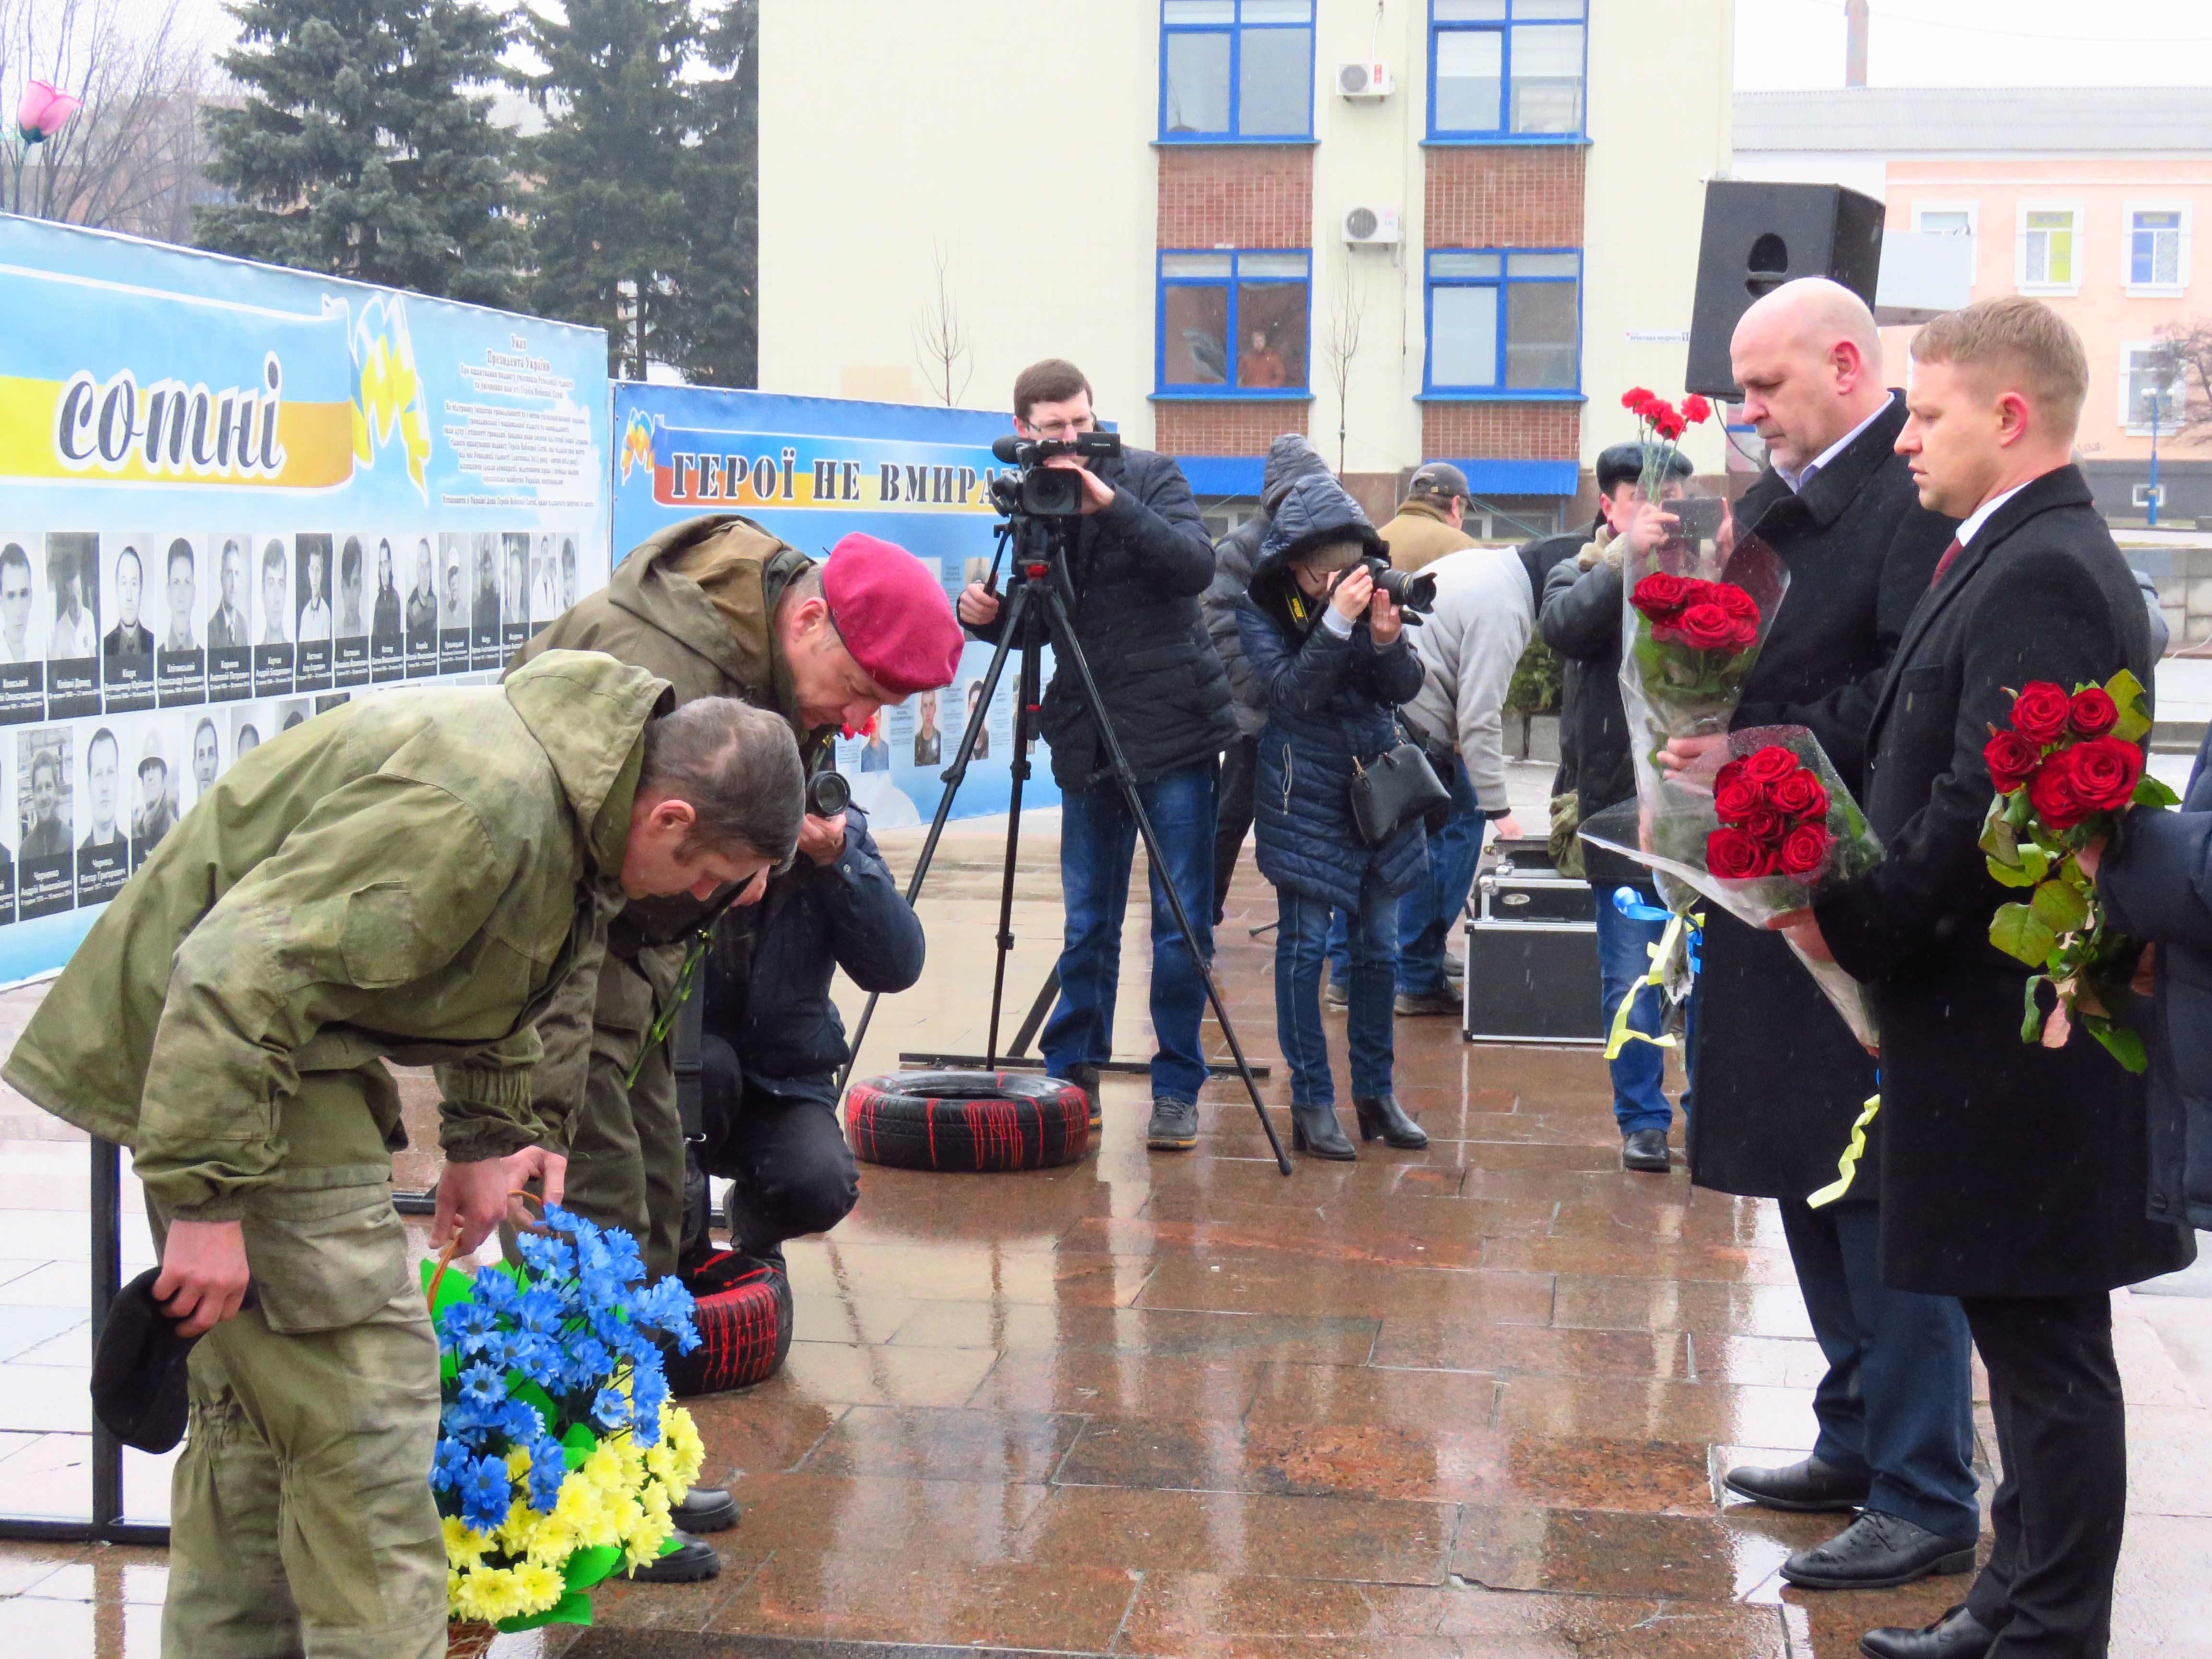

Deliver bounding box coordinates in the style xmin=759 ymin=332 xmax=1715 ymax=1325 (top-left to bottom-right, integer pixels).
xmin=841 ymin=514 xmax=1291 ymax=1176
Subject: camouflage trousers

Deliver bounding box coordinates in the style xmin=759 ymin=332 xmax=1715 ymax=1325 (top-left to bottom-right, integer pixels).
xmin=154 ymin=1070 xmax=447 ymax=1658
xmin=558 ymin=950 xmax=685 ymax=1280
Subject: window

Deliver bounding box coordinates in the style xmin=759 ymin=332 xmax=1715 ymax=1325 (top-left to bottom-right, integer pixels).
xmin=2018 ymin=204 xmax=2081 ymax=293
xmin=2122 ymin=344 xmax=2186 ymax=433
xmin=1425 ymin=249 xmax=1582 ymax=393
xmin=1912 ymin=203 xmax=1976 ymax=240
xmin=1429 ymin=0 xmax=1587 ymax=141
xmin=1160 ymin=0 xmax=1314 ymax=142
xmin=1158 ymin=251 xmax=1311 ymax=395
xmin=2127 ymin=204 xmax=2189 ymax=293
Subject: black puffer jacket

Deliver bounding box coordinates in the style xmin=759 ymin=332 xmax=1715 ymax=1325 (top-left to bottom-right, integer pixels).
xmin=1205 ymin=436 xmax=1333 ymax=738
xmin=1539 ymin=535 xmax=1645 ymax=892
xmin=969 ymin=443 xmax=1235 ymax=790
xmin=1236 ymin=472 xmax=1428 ymax=911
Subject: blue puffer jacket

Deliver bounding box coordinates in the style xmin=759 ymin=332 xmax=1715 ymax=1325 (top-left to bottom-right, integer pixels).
xmin=1236 ymin=471 xmax=1428 ymax=911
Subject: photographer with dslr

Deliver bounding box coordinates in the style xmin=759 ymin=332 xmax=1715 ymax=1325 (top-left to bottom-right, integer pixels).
xmin=1238 ymin=471 xmax=1429 ymax=1160
xmin=958 ymin=360 xmax=1234 ymax=1151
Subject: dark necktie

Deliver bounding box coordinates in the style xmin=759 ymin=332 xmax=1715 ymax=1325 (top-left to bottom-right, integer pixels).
xmin=1929 ymin=538 xmax=1963 ymax=588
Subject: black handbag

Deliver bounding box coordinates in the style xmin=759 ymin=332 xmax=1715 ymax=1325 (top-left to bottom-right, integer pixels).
xmin=1347 ymin=731 xmax=1451 ymax=846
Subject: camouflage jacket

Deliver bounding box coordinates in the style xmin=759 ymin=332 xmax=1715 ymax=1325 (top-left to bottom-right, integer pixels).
xmin=2 ymin=651 xmax=666 ymax=1219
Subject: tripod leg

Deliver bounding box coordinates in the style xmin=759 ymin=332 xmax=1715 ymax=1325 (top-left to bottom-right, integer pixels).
xmin=1040 ymin=588 xmax=1290 ymax=1175
xmin=837 ymin=580 xmax=1034 ymax=1095
xmin=1004 ymin=966 xmax=1060 ymax=1059
xmin=984 ymin=636 xmax=1041 ymax=1065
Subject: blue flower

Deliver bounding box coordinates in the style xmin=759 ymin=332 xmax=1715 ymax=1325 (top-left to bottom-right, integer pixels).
xmin=630 ymin=1370 xmax=668 ymax=1443
xmin=431 ymin=1436 xmax=474 ymax=1492
xmin=526 ymin=1435 xmax=567 ymax=1511
xmin=495 ymin=1399 xmax=545 ymax=1443
xmin=515 ymin=1286 xmax=566 ymax=1337
xmin=471 ymin=1270 xmax=521 ymax=1318
xmin=457 ymin=1454 xmax=512 ymax=1531
xmin=439 ymin=1301 xmax=501 ymax=1354
xmin=515 ymin=1231 xmax=576 ymax=1280
xmin=458 ymin=1363 xmax=507 ymax=1410
xmin=442 ymin=1396 xmax=499 ymax=1443
xmin=507 ymin=1333 xmax=562 ymax=1389
xmin=590 ymin=1385 xmax=632 ymax=1431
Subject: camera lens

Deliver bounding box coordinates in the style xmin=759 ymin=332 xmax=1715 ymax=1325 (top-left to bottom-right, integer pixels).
xmin=807 ymin=770 xmax=851 ymax=817
xmin=1372 ymin=565 xmax=1437 ymax=613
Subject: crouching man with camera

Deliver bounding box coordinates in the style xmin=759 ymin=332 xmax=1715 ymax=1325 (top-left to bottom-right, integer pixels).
xmin=958 ymin=360 xmax=1235 ymax=1150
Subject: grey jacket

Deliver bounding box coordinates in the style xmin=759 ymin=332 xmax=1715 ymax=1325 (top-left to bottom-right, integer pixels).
xmin=1403 ymin=545 xmax=1534 ymax=813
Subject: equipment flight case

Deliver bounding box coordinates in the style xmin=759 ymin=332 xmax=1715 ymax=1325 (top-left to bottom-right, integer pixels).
xmin=1462 ymin=836 xmax=1606 ymax=1046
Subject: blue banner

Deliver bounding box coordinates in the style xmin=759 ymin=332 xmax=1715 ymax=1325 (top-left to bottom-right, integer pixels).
xmin=612 ymin=384 xmax=1050 ymax=824
xmin=0 ymin=216 xmax=611 ymax=982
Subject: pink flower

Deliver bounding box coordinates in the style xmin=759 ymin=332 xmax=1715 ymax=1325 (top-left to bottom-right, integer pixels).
xmin=16 ymin=80 xmax=82 ymax=144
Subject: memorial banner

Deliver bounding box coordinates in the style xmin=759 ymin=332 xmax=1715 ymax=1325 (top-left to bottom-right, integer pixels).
xmin=0 ymin=217 xmax=612 ymax=982
xmin=612 ymin=385 xmax=1050 ymax=823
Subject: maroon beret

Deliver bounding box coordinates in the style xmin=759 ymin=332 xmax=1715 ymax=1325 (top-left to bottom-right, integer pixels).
xmin=821 ymin=533 xmax=964 ymax=696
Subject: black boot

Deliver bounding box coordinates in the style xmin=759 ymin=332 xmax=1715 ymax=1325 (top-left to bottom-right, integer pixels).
xmin=1289 ymin=1102 xmax=1356 ymax=1160
xmin=624 ymin=1531 xmax=721 ymax=1583
xmin=1353 ymin=1094 xmax=1428 ymax=1149
xmin=1067 ymin=1062 xmax=1103 ymax=1130
xmin=671 ymin=1488 xmax=740 ymax=1533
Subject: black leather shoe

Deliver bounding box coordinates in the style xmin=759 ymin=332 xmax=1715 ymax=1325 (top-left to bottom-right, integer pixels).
xmin=625 ymin=1532 xmax=721 ymax=1583
xmin=1289 ymin=1102 xmax=1357 ymax=1160
xmin=1068 ymin=1063 xmax=1103 ymax=1130
xmin=1781 ymin=1511 xmax=1976 ymax=1590
xmin=1145 ymin=1097 xmax=1199 ymax=1150
xmin=1622 ymin=1128 xmax=1671 ymax=1172
xmin=671 ymin=1487 xmax=739 ymax=1533
xmin=1723 ymin=1454 xmax=1872 ymax=1512
xmin=1354 ymin=1094 xmax=1429 ymax=1149
xmin=1859 ymin=1604 xmax=1995 ymax=1659
xmin=1394 ymin=986 xmax=1462 ymax=1017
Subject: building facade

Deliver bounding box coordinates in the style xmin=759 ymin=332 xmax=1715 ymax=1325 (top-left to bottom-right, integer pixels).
xmin=758 ymin=0 xmax=1733 ymax=534
xmin=1734 ymin=86 xmax=2212 ymax=525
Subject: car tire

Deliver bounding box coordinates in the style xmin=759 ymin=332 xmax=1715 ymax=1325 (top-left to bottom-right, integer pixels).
xmin=844 ymin=1069 xmax=1093 ymax=1172
xmin=665 ymin=1253 xmax=794 ymax=1396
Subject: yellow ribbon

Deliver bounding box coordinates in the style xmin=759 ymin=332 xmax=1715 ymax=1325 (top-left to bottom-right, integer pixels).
xmin=1807 ymin=1093 xmax=1881 ymax=1208
xmin=1602 ymin=912 xmax=1686 ymax=1060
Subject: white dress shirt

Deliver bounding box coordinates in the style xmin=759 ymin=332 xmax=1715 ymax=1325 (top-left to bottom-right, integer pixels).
xmin=1776 ymin=397 xmax=1896 ymax=494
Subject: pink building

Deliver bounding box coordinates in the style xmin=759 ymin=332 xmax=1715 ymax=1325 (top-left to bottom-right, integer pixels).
xmin=1735 ymin=87 xmax=2212 ymax=527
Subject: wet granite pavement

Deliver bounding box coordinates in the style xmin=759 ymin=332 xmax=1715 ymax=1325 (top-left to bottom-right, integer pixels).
xmin=4 ymin=796 xmax=2212 ymax=1657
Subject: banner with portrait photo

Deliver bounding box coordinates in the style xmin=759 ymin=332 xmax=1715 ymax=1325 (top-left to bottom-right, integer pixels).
xmin=0 ymin=217 xmax=613 ymax=982
xmin=612 ymin=384 xmax=1050 ymax=826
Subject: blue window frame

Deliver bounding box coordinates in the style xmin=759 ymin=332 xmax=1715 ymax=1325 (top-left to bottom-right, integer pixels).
xmin=1160 ymin=0 xmax=1315 ymax=142
xmin=2131 ymin=209 xmax=2183 ymax=286
xmin=1424 ymin=249 xmax=1582 ymax=395
xmin=1157 ymin=250 xmax=1312 ymax=396
xmin=1428 ymin=0 xmax=1587 ymax=142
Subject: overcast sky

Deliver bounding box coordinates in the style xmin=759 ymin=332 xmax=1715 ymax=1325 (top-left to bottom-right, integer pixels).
xmin=1737 ymin=0 xmax=2212 ymax=89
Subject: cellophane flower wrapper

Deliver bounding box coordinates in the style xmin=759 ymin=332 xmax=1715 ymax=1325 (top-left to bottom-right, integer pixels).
xmin=1580 ymin=724 xmax=1883 ymax=1049
xmin=1618 ymin=507 xmax=1793 ymax=815
xmin=422 ymin=1207 xmax=707 ymax=1633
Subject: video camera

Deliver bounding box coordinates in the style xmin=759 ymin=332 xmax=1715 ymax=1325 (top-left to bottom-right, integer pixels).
xmin=988 ymin=430 xmax=1123 ymax=520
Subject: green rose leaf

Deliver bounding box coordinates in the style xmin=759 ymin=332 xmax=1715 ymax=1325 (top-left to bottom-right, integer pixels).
xmin=2021 ymin=974 xmax=2049 ymax=1042
xmin=1980 ymin=797 xmax=2021 ymax=864
xmin=2135 ymin=775 xmax=2181 ymax=808
xmin=1991 ymin=902 xmax=2057 ymax=965
xmin=2030 ymin=878 xmax=2090 ymax=936
xmin=2080 ymin=1013 xmax=2149 ymax=1074
xmin=2105 ymin=669 xmax=2152 ymax=745
xmin=1988 ymin=858 xmax=2040 ymax=889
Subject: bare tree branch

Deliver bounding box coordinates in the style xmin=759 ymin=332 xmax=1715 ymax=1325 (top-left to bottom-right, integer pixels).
xmin=1 ymin=0 xmax=212 ymax=239
xmin=2149 ymin=321 xmax=2212 ymax=440
xmin=1322 ymin=267 xmax=1367 ymax=474
xmin=912 ymin=243 xmax=972 ymax=407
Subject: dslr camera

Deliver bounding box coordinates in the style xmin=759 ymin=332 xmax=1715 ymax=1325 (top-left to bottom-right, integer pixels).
xmin=806 ymin=769 xmax=851 ymax=817
xmin=1355 ymin=556 xmax=1436 ymax=616
xmin=988 ymin=430 xmax=1123 ymax=519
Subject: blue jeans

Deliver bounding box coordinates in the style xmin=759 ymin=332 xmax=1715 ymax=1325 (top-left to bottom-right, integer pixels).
xmin=1041 ymin=763 xmax=1216 ymax=1104
xmin=1277 ymin=882 xmax=1395 ymax=1107
xmin=1595 ymin=893 xmax=1681 ymax=1134
xmin=1326 ymin=757 xmax=1481 ymax=994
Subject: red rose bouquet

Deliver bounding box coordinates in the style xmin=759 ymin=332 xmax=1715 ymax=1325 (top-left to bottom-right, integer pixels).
xmin=1618 ymin=515 xmax=1790 ymax=745
xmin=1580 ymin=725 xmax=1883 ymax=1048
xmin=1980 ymin=670 xmax=2176 ymax=1071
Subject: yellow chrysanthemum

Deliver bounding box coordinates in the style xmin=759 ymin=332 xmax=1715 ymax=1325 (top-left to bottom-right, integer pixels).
xmin=511 ymin=1560 xmax=564 ymax=1615
xmin=441 ymin=1516 xmax=491 ymax=1570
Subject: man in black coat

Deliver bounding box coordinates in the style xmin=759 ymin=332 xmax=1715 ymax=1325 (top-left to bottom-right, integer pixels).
xmin=1203 ymin=435 xmax=1330 ymax=923
xmin=1674 ymin=279 xmax=1981 ymax=1593
xmin=958 ymin=360 xmax=1236 ymax=1152
xmin=1787 ymin=297 xmax=2194 ymax=1659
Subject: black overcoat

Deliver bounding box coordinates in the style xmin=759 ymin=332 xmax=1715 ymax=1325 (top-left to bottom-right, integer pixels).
xmin=1814 ymin=466 xmax=2195 ymax=1297
xmin=1689 ymin=393 xmax=1956 ymax=1201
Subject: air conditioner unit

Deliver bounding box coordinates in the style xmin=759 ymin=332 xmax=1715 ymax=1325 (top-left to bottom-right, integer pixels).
xmin=1338 ymin=60 xmax=1394 ymax=98
xmin=1343 ymin=204 xmax=1401 ymax=246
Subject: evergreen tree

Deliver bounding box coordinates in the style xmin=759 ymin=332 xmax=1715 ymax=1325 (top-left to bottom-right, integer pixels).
xmin=197 ymin=0 xmax=526 ymax=307
xmin=685 ymin=0 xmax=758 ymax=387
xmin=517 ymin=0 xmax=700 ymax=380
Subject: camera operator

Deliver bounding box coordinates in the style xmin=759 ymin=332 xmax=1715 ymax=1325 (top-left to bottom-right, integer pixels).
xmin=687 ymin=793 xmax=924 ymax=1270
xmin=958 ymin=359 xmax=1235 ymax=1151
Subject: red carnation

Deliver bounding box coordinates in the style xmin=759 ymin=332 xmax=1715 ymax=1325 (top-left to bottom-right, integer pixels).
xmin=1675 ymin=602 xmax=1741 ymax=650
xmin=1714 ymin=775 xmax=1763 ymax=824
xmin=1655 ymin=410 xmax=1688 ymax=441
xmin=1708 ymin=826 xmax=1778 ymax=879
xmin=1778 ymin=821 xmax=1834 ymax=878
xmin=2009 ymin=682 xmax=2072 ymax=744
xmin=2026 ymin=753 xmax=2092 ymax=831
xmin=2068 ymin=686 xmax=2119 ymax=739
xmin=2067 ymin=736 xmax=2144 ymax=814
xmin=1623 ymin=387 xmax=1656 ymax=414
xmin=1742 ymin=745 xmax=1800 ymax=785
xmin=1984 ymin=730 xmax=2042 ymax=793
xmin=1632 ymin=571 xmax=1694 ymax=621
xmin=1767 ymin=769 xmax=1829 ymax=821
xmin=1682 ymin=393 xmax=1713 ymax=425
